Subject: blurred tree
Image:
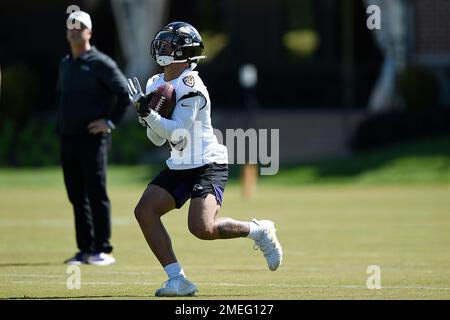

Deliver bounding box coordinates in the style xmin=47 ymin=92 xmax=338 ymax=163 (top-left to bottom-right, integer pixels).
xmin=0 ymin=63 xmax=40 ymax=165
xmin=0 ymin=63 xmax=39 ymax=123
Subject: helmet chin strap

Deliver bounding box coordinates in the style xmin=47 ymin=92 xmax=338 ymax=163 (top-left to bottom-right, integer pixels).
xmin=156 ymin=55 xmax=207 ymax=67
xmin=156 ymin=56 xmax=176 ymax=66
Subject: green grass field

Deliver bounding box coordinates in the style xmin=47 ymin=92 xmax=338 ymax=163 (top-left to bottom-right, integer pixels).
xmin=1 ymin=137 xmax=450 ymax=299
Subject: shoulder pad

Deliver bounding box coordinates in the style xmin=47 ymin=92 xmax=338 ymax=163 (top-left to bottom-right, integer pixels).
xmin=176 ymin=71 xmax=206 ymax=96
xmin=182 ymin=74 xmax=196 ymax=88
xmin=146 ymin=74 xmax=163 ymax=93
xmin=148 ymin=73 xmax=163 ymax=84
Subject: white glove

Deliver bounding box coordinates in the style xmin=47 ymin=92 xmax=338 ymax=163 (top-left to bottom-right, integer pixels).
xmin=127 ymin=77 xmax=152 ymax=121
xmin=126 ymin=77 xmax=145 ymax=104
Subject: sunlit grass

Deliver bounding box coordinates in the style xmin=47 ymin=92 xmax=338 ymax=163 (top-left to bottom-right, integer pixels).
xmin=0 ymin=170 xmax=449 ymax=299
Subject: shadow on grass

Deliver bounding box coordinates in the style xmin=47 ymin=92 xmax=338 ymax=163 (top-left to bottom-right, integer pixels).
xmin=0 ymin=262 xmax=61 ymax=267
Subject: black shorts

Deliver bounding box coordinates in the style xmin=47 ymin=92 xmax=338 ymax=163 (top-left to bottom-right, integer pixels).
xmin=149 ymin=163 xmax=228 ymax=209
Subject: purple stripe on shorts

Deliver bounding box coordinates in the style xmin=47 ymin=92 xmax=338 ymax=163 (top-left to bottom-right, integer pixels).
xmin=212 ymin=184 xmax=224 ymax=206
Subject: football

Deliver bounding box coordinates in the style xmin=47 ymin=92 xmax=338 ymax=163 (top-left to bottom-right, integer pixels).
xmin=149 ymin=83 xmax=176 ymax=119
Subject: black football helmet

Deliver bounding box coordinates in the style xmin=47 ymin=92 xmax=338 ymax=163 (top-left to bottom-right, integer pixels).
xmin=150 ymin=21 xmax=206 ymax=67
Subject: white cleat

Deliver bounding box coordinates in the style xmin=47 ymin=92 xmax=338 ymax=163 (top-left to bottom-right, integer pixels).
xmin=87 ymin=253 xmax=116 ymax=266
xmin=155 ymin=276 xmax=198 ymax=297
xmin=251 ymin=219 xmax=283 ymax=271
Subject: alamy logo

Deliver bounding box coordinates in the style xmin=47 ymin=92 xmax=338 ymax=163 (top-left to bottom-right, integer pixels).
xmin=66 ymin=5 xmax=81 ymax=30
xmin=66 ymin=265 xmax=81 ymax=290
xmin=366 ymin=5 xmax=381 ymax=30
xmin=169 ymin=121 xmax=279 ymax=176
xmin=366 ymin=265 xmax=381 ymax=289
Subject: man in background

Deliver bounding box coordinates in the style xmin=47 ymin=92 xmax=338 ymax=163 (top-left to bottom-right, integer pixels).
xmin=57 ymin=10 xmax=129 ymax=265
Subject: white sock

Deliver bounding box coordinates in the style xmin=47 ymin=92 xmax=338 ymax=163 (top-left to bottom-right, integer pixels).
xmin=247 ymin=220 xmax=262 ymax=240
xmin=164 ymin=262 xmax=186 ymax=279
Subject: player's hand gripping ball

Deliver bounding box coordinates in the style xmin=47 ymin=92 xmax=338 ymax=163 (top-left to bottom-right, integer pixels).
xmin=127 ymin=77 xmax=176 ymax=119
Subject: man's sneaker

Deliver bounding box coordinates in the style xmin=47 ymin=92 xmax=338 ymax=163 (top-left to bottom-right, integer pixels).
xmin=87 ymin=253 xmax=116 ymax=266
xmin=155 ymin=276 xmax=198 ymax=297
xmin=251 ymin=219 xmax=283 ymax=271
xmin=64 ymin=252 xmax=90 ymax=265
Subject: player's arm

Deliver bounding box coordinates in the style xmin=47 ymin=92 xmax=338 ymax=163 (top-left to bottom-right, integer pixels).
xmin=141 ymin=75 xmax=167 ymax=146
xmin=127 ymin=77 xmax=204 ymax=143
xmin=142 ymin=94 xmax=205 ymax=143
xmin=146 ymin=126 xmax=166 ymax=146
xmin=127 ymin=76 xmax=166 ymax=147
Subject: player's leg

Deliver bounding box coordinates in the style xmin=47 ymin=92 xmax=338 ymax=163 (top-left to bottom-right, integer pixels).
xmin=189 ymin=194 xmax=283 ymax=271
xmin=188 ymin=163 xmax=250 ymax=240
xmin=188 ymin=163 xmax=283 ymax=271
xmin=134 ymin=184 xmax=177 ymax=267
xmin=188 ymin=194 xmax=249 ymax=240
xmin=135 ymin=182 xmax=198 ymax=297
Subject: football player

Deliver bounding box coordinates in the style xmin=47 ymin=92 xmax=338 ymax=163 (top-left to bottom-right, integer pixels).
xmin=127 ymin=21 xmax=283 ymax=297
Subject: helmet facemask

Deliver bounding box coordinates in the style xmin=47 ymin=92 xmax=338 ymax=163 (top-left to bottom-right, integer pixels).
xmin=151 ymin=39 xmax=178 ymax=66
xmin=150 ymin=23 xmax=206 ymax=67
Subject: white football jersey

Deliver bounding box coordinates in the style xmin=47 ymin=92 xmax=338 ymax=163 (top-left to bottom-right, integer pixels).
xmin=142 ymin=66 xmax=228 ymax=170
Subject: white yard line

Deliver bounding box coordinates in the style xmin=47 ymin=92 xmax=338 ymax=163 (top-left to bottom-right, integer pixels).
xmin=7 ymin=280 xmax=450 ymax=291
